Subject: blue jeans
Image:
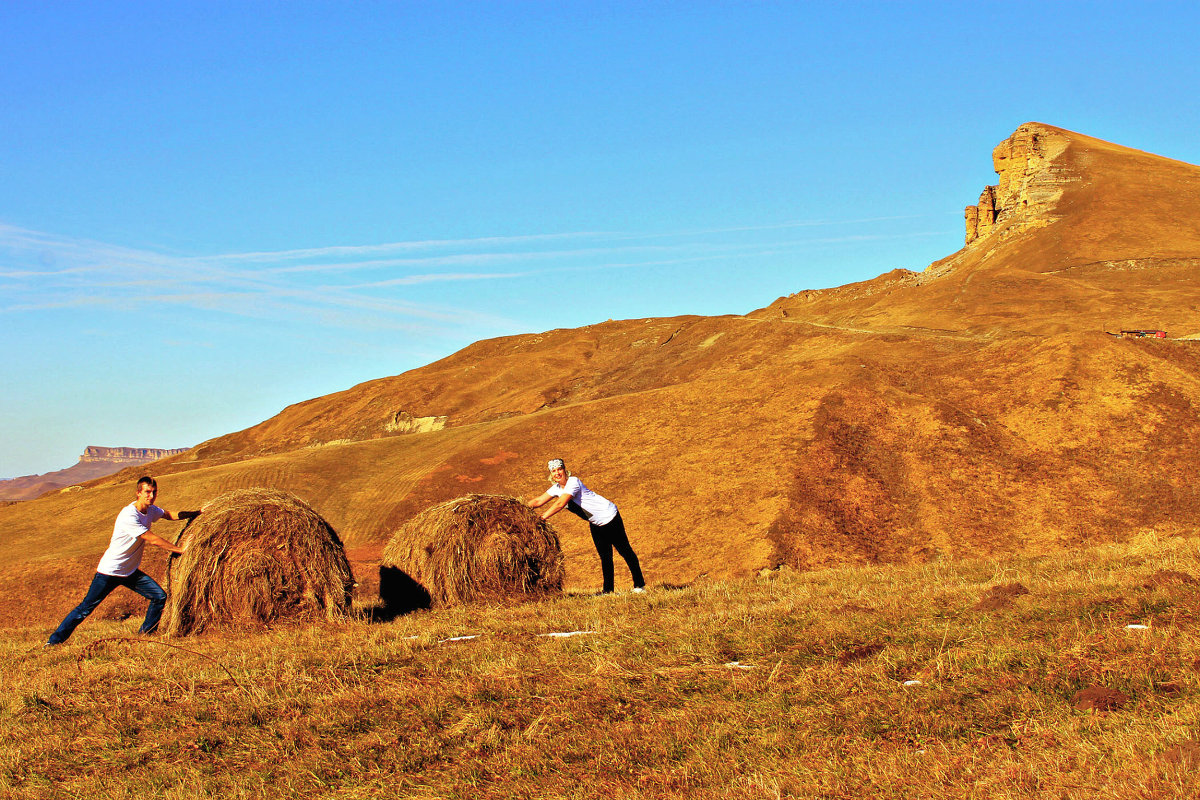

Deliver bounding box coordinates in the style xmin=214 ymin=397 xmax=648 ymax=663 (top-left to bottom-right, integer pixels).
xmin=47 ymin=570 xmax=167 ymax=644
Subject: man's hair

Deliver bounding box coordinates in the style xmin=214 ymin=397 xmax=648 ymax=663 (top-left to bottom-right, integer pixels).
xmin=136 ymin=476 xmax=157 ymax=491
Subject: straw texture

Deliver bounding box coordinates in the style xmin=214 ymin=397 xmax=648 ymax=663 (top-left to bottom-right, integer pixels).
xmin=165 ymin=488 xmax=355 ymax=636
xmin=381 ymin=494 xmax=564 ymax=609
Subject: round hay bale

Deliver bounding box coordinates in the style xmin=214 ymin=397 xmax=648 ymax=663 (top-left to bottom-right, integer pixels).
xmin=381 ymin=494 xmax=564 ymax=611
xmin=165 ymin=488 xmax=355 ymax=636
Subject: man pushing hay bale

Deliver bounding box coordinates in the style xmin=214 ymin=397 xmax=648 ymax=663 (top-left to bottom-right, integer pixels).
xmin=165 ymin=488 xmax=355 ymax=636
xmin=380 ymin=494 xmax=564 ymax=613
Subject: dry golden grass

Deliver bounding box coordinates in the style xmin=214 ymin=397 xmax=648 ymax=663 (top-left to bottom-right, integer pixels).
xmin=5 ymin=531 xmax=1199 ymax=798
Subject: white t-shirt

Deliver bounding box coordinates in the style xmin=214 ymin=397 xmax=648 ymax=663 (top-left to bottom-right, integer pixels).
xmin=96 ymin=503 xmax=167 ymax=577
xmin=548 ymin=476 xmax=618 ymax=526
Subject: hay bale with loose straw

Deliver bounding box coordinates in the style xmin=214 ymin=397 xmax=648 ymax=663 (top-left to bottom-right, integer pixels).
xmin=165 ymin=488 xmax=355 ymax=636
xmin=381 ymin=494 xmax=564 ymax=610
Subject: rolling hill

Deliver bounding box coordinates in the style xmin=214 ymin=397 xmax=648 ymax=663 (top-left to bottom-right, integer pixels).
xmin=5 ymin=122 xmax=1199 ymax=629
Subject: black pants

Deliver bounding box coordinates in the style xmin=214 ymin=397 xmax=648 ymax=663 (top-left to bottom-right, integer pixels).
xmin=589 ymin=512 xmax=645 ymax=593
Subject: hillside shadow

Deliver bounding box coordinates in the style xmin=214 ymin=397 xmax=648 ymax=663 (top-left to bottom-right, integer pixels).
xmin=373 ymin=566 xmax=432 ymax=621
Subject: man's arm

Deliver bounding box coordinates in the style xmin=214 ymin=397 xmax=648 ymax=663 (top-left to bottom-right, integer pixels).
xmin=138 ymin=531 xmax=186 ymax=556
xmin=160 ymin=508 xmax=202 ymax=522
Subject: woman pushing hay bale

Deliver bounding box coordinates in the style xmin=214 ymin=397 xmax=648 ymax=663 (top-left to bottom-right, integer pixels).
xmin=165 ymin=488 xmax=355 ymax=636
xmin=380 ymin=494 xmax=564 ymax=613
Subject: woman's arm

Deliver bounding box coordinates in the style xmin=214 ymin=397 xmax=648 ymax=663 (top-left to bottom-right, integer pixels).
xmin=538 ymin=493 xmax=572 ymax=521
xmin=526 ymin=492 xmax=555 ymax=509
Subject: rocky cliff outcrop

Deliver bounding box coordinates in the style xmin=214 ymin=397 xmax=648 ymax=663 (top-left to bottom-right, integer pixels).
xmin=80 ymin=446 xmax=188 ymax=463
xmin=964 ymin=123 xmax=1075 ymax=245
xmin=0 ymin=446 xmax=190 ymax=501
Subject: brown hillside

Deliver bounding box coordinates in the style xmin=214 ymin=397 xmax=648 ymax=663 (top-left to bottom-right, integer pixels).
xmin=5 ymin=122 xmax=1200 ymax=629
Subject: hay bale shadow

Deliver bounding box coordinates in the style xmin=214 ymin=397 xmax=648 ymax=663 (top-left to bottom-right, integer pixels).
xmin=375 ymin=565 xmax=433 ymax=620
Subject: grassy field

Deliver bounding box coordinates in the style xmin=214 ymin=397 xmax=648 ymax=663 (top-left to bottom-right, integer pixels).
xmin=4 ymin=532 xmax=1199 ymax=799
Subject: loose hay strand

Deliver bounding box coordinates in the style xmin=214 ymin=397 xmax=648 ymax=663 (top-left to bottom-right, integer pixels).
xmin=165 ymin=488 xmax=355 ymax=636
xmin=78 ymin=636 xmax=245 ymax=690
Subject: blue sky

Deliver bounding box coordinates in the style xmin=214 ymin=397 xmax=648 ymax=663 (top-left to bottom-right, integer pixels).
xmin=3 ymin=1 xmax=1198 ymax=479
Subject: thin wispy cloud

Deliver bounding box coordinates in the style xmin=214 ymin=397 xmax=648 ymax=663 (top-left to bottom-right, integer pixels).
xmin=188 ymin=214 xmax=939 ymax=264
xmin=605 ymin=214 xmax=939 ymax=241
xmin=261 ymin=244 xmax=685 ymax=276
xmin=198 ymin=230 xmax=614 ymax=264
xmin=0 ymin=217 xmax=949 ymax=330
xmin=344 ymin=271 xmax=538 ymax=289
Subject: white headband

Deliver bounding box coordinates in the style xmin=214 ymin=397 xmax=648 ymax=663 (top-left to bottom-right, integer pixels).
xmin=547 ymin=459 xmax=565 ymax=472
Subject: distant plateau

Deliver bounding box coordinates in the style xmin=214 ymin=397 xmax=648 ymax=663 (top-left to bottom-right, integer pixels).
xmin=0 ymin=446 xmax=189 ymax=502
